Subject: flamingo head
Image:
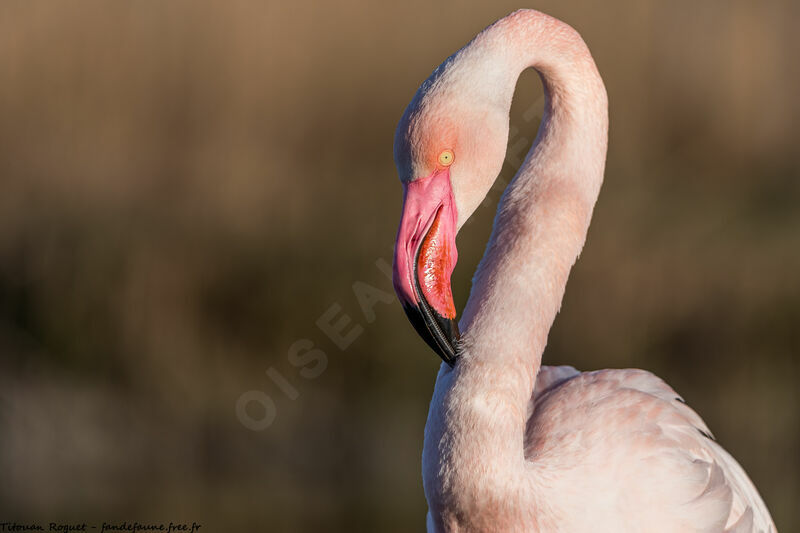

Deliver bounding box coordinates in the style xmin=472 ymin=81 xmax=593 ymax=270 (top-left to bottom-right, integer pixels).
xmin=391 ymin=54 xmax=511 ymax=365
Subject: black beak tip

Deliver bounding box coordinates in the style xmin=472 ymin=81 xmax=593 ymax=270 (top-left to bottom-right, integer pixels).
xmin=401 ymin=301 xmax=461 ymax=366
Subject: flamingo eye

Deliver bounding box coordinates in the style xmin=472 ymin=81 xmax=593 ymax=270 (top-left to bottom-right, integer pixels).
xmin=438 ymin=150 xmax=455 ymax=166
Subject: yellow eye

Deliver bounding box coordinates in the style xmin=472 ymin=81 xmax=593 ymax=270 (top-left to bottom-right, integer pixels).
xmin=438 ymin=150 xmax=455 ymax=166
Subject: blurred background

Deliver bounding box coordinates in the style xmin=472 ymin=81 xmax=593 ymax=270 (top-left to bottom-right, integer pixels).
xmin=0 ymin=0 xmax=797 ymax=530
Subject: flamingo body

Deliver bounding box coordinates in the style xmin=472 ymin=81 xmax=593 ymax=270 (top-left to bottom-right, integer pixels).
xmin=390 ymin=10 xmax=776 ymax=532
xmin=424 ymin=364 xmax=775 ymax=532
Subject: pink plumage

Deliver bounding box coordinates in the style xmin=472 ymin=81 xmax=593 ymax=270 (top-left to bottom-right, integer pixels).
xmin=391 ymin=9 xmax=776 ymax=533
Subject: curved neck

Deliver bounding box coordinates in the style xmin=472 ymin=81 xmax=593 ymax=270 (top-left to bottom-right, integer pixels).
xmin=423 ymin=11 xmax=607 ymax=528
xmin=460 ymin=11 xmax=607 ymax=387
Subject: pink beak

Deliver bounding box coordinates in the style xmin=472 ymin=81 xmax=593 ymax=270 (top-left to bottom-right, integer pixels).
xmin=392 ymin=168 xmax=460 ymax=365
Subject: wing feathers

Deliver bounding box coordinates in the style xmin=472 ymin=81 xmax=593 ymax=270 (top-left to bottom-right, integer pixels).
xmin=530 ymin=367 xmax=776 ymax=532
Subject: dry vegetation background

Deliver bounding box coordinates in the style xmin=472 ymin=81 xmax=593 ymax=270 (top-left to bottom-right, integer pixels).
xmin=0 ymin=0 xmax=798 ymax=531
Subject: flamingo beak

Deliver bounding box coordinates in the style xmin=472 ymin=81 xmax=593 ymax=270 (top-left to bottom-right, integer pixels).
xmin=392 ymin=168 xmax=461 ymax=366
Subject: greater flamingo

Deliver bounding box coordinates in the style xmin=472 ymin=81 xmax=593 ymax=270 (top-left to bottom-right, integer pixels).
xmin=391 ymin=10 xmax=776 ymax=532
